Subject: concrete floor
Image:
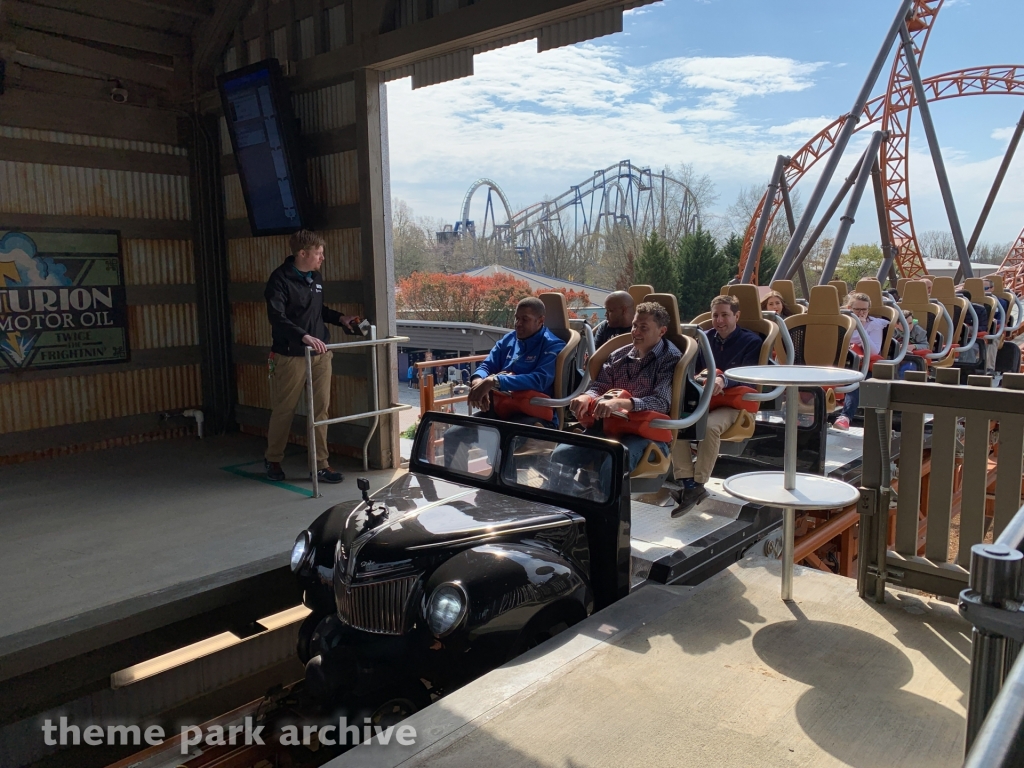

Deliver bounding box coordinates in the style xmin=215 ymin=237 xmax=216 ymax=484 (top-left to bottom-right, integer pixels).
xmin=0 ymin=432 xmax=404 ymax=642
xmin=336 ymin=558 xmax=970 ymax=768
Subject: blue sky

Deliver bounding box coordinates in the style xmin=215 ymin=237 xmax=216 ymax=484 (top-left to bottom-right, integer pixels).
xmin=386 ymin=0 xmax=1024 ymax=253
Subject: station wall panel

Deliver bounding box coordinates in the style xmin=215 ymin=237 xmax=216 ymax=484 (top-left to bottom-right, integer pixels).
xmin=0 ymin=121 xmax=201 ymax=463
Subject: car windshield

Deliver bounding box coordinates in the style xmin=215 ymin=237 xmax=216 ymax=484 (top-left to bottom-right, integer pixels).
xmin=415 ymin=414 xmax=615 ymax=505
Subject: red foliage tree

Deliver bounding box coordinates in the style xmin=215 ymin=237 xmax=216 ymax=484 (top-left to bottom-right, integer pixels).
xmin=396 ymin=272 xmax=533 ymax=326
xmin=533 ymin=287 xmax=592 ymax=319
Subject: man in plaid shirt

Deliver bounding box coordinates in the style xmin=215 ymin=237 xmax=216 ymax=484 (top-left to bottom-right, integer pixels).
xmin=567 ymin=301 xmax=682 ymax=472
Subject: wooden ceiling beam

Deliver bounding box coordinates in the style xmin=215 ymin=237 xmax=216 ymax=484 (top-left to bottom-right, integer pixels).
xmin=192 ymin=0 xmax=253 ymax=77
xmin=120 ymin=0 xmax=212 ymax=21
xmin=6 ymin=1 xmax=190 ymax=57
xmin=27 ymin=0 xmax=193 ymax=35
xmin=15 ymin=27 xmax=179 ymax=90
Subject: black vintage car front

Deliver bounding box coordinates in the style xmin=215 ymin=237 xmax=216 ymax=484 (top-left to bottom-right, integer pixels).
xmin=292 ymin=470 xmax=595 ymax=704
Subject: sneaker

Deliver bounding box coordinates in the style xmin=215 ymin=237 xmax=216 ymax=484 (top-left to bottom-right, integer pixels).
xmin=833 ymin=416 xmax=850 ymax=431
xmin=313 ymin=467 xmax=344 ymax=484
xmin=670 ymin=484 xmax=709 ymax=518
xmin=265 ymin=460 xmax=285 ymax=481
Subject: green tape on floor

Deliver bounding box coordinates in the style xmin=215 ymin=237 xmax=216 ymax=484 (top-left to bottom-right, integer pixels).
xmin=221 ymin=461 xmax=314 ymax=497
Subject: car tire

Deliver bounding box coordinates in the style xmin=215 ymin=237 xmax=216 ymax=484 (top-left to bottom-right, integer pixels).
xmin=296 ymin=611 xmax=327 ymax=665
xmin=507 ymin=603 xmax=584 ymax=660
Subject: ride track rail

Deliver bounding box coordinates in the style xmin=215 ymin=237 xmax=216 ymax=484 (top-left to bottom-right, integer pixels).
xmin=738 ymin=0 xmax=1024 ymax=284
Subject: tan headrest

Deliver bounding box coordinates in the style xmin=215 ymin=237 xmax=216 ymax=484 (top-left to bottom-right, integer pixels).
xmin=828 ymin=280 xmax=849 ymax=301
xmin=808 ymin=285 xmax=841 ymax=316
xmin=726 ymin=284 xmax=763 ymax=320
xmin=986 ymin=274 xmax=1005 ymax=293
xmin=771 ymin=280 xmax=800 ymax=311
xmin=855 ymin=278 xmax=884 ymax=307
xmin=930 ymin=276 xmax=956 ymax=302
xmin=538 ymin=292 xmax=569 ymax=331
xmin=901 ymin=280 xmax=930 ymax=306
xmin=644 ymin=292 xmax=685 ymax=349
xmin=896 ymin=278 xmax=909 ymax=297
xmin=628 ymin=285 xmax=654 ymax=307
xmin=963 ymin=278 xmax=987 ymax=302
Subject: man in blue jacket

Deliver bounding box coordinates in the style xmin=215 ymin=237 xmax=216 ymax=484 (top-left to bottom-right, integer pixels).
xmin=466 ymin=296 xmax=566 ymax=426
xmin=443 ymin=297 xmax=565 ymax=471
xmin=671 ymin=294 xmax=762 ymax=516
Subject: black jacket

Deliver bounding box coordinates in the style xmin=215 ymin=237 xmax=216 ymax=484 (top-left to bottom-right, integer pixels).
xmin=695 ymin=327 xmax=763 ymax=388
xmin=265 ymin=256 xmax=346 ymax=356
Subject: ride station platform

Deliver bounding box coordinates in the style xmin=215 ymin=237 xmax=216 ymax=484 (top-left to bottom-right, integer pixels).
xmin=333 ymin=556 xmax=969 ymax=768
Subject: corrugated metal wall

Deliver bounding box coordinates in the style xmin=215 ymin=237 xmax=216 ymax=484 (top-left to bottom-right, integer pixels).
xmin=0 ymin=125 xmax=200 ymax=462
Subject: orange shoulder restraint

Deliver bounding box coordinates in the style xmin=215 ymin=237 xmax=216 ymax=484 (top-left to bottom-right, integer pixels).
xmin=577 ymin=389 xmax=672 ymax=443
xmin=490 ymin=389 xmax=555 ymax=423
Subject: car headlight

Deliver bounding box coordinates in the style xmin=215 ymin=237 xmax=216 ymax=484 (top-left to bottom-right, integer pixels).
xmin=426 ymin=583 xmax=468 ymax=637
xmin=290 ymin=531 xmax=312 ymax=573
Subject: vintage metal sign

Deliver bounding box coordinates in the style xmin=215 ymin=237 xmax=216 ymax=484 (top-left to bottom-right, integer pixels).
xmin=0 ymin=230 xmax=129 ymax=371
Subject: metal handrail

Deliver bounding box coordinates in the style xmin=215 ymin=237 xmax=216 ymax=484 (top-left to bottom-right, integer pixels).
xmin=650 ymin=327 xmax=716 ymax=430
xmin=882 ymin=297 xmax=910 ymax=365
xmin=530 ymin=322 xmax=596 ymax=408
xmin=838 ymin=310 xmax=872 ymax=393
xmin=305 ymin=327 xmax=413 ymax=498
xmin=925 ymin=299 xmax=955 ymax=360
xmin=1005 ymin=293 xmax=1024 ymax=334
xmin=742 ymin=311 xmax=793 ymax=402
xmin=960 ymin=500 xmax=1024 ymax=761
xmin=985 ymin=297 xmax=1007 ymax=342
xmin=958 ymin=298 xmax=980 ymax=352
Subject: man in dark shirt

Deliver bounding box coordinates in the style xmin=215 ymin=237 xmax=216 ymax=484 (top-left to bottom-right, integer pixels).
xmin=264 ymin=230 xmax=360 ymax=484
xmin=671 ymin=294 xmax=762 ymax=515
xmin=593 ymin=291 xmax=636 ymax=348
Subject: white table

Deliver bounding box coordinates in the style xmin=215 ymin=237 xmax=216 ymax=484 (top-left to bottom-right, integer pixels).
xmin=721 ymin=365 xmax=863 ymax=600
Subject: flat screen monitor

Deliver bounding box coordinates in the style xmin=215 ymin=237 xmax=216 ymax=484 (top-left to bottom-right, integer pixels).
xmin=218 ymin=59 xmax=311 ymax=236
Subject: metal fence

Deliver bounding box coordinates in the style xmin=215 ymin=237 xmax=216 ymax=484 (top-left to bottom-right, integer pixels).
xmin=857 ymin=363 xmax=1024 ymax=602
xmin=304 ymin=326 xmax=411 ymax=498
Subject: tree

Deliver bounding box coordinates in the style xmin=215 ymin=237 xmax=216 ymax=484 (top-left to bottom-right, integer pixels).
xmin=675 ymin=229 xmax=732 ymax=321
xmin=726 ymin=184 xmax=803 ymax=254
xmin=834 ymin=243 xmax=883 ymax=286
xmin=533 ymin=287 xmax=591 ymax=319
xmin=396 ymin=272 xmax=532 ymax=326
xmin=392 ymin=199 xmax=431 ymax=277
xmin=634 ymin=232 xmax=678 ymax=297
xmin=721 ymin=233 xmax=779 ymax=285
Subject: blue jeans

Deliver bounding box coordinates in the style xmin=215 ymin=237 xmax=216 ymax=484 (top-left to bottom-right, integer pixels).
xmin=550 ymin=428 xmax=668 ymax=496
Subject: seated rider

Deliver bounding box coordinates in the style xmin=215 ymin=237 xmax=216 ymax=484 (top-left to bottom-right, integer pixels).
xmin=671 ymin=294 xmax=762 ymax=517
xmin=593 ymin=291 xmax=637 ymax=348
xmin=563 ymin=301 xmax=682 ymax=475
xmin=834 ymin=292 xmax=890 ymax=430
xmin=465 ymin=296 xmax=567 ymax=427
xmin=444 ymin=298 xmax=565 ymax=471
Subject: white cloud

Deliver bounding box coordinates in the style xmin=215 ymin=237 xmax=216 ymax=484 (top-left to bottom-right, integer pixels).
xmin=768 ymin=116 xmax=836 ymax=136
xmin=992 ymin=125 xmax=1016 ymax=141
xmin=386 ymin=41 xmax=827 ymax=224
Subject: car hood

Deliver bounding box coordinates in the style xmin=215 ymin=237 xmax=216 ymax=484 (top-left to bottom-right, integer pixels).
xmin=334 ymin=472 xmax=574 ymax=577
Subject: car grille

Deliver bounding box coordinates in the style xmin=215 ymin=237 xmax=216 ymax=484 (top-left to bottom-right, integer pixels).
xmin=336 ymin=575 xmax=419 ymax=635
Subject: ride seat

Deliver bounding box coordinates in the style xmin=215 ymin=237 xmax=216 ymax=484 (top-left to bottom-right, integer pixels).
xmin=898 ymin=280 xmax=946 ymax=368
xmin=964 ymin=277 xmax=1001 ymax=348
xmin=628 ymin=284 xmax=655 ymax=307
xmin=785 ymin=285 xmax=857 ymax=412
xmin=854 ymin=278 xmax=899 ymax=362
xmin=829 ymin=280 xmax=849 ymax=303
xmin=538 ymin=292 xmax=581 ymax=427
xmin=771 ymin=280 xmax=806 ymax=313
xmin=985 ymin=274 xmax=1019 ymax=340
xmin=585 ymin=292 xmax=697 ymax=491
xmin=691 ymin=283 xmax=782 ymax=443
xmin=930 ymin=276 xmax=971 ymax=366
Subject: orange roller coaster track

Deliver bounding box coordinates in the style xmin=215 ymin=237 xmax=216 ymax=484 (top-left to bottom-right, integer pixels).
xmin=739 ymin=1 xmax=1024 ymax=284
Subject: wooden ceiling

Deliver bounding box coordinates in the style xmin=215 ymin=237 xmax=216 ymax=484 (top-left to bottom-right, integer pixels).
xmin=0 ymin=0 xmax=250 ymax=106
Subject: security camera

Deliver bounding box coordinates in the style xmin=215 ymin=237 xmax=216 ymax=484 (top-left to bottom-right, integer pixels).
xmin=110 ymin=84 xmax=128 ymax=104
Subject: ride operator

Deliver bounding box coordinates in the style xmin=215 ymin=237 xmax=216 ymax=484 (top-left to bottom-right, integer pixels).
xmin=264 ymin=230 xmax=360 ymax=485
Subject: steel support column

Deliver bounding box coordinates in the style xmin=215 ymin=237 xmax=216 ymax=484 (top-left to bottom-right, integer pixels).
xmin=872 ymin=157 xmax=899 ymax=284
xmin=956 ymin=107 xmax=1024 ymax=282
xmin=899 ymin=22 xmax=974 ymax=280
xmin=819 ymin=131 xmax=886 ymax=284
xmin=743 ymin=154 xmax=788 ymax=283
xmin=771 ymin=0 xmax=914 ymax=282
xmin=779 ymin=174 xmax=810 ymax=296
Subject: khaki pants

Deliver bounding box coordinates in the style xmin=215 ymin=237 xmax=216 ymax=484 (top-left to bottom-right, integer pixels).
xmin=986 ymin=340 xmax=999 ymax=373
xmin=672 ymin=407 xmax=739 ymax=484
xmin=265 ymin=351 xmax=333 ymax=469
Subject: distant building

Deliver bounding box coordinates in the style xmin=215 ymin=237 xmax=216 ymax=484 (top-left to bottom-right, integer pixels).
xmin=922 ymin=258 xmax=1002 ymax=279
